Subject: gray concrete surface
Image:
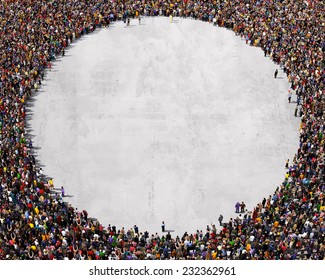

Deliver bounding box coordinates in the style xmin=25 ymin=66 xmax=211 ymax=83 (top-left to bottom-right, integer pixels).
xmin=29 ymin=17 xmax=300 ymax=235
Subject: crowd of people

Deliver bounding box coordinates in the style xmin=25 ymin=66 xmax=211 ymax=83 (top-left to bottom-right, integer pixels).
xmin=0 ymin=0 xmax=323 ymax=260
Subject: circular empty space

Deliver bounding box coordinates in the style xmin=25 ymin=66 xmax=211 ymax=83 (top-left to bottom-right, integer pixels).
xmin=29 ymin=17 xmax=300 ymax=235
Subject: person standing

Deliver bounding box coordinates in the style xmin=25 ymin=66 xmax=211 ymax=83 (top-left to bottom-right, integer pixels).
xmin=288 ymin=90 xmax=292 ymax=103
xmin=274 ymin=69 xmax=278 ymax=78
xmin=134 ymin=225 xmax=139 ymax=235
xmin=161 ymin=221 xmax=165 ymax=232
xmin=262 ymin=197 xmax=266 ymax=208
xmin=235 ymin=202 xmax=240 ymax=213
xmin=299 ymin=106 xmax=303 ymax=117
xmin=294 ymin=106 xmax=298 ymax=117
xmin=240 ymin=202 xmax=246 ymax=213
xmin=61 ymin=186 xmax=65 ymax=197
xmin=218 ymin=214 xmax=223 ymax=226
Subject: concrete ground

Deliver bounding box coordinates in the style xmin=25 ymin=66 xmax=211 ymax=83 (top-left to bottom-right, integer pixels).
xmin=29 ymin=17 xmax=300 ymax=236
